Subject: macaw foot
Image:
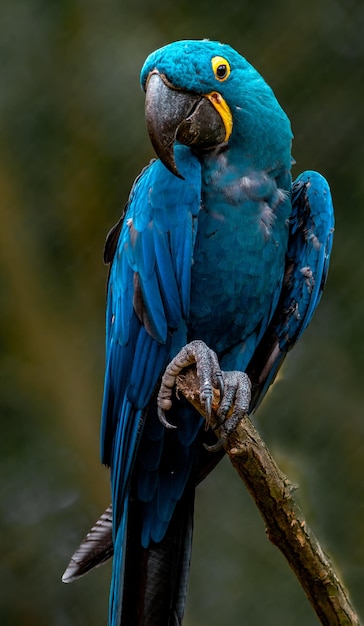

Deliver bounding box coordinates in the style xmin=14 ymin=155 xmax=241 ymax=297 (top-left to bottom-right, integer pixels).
xmin=208 ymin=370 xmax=251 ymax=451
xmin=157 ymin=340 xmax=251 ymax=450
xmin=157 ymin=340 xmax=224 ymax=428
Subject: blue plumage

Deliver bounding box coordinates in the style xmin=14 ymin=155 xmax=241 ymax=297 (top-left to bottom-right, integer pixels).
xmin=79 ymin=40 xmax=334 ymax=625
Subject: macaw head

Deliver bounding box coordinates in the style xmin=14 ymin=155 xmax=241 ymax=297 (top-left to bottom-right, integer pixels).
xmin=140 ymin=39 xmax=292 ymax=177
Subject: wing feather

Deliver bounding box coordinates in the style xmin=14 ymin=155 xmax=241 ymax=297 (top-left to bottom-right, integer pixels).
xmin=248 ymin=170 xmax=334 ymax=409
xmin=100 ymin=147 xmax=202 ymax=568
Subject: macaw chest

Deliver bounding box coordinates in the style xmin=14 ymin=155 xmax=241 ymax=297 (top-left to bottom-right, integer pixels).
xmin=188 ymin=200 xmax=289 ymax=354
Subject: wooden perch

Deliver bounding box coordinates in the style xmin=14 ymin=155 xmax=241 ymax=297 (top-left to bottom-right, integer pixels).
xmin=176 ymin=367 xmax=360 ymax=626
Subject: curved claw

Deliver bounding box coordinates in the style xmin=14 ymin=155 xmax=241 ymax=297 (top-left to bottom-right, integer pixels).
xmin=157 ymin=407 xmax=177 ymax=429
xmin=201 ymin=391 xmax=212 ymax=422
xmin=203 ymin=438 xmax=224 ymax=453
xmin=157 ymin=340 xmax=223 ymax=432
xmin=203 ymin=409 xmax=241 ymax=453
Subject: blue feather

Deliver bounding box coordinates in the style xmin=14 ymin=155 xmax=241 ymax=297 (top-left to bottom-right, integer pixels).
xmin=97 ymin=40 xmax=334 ymax=626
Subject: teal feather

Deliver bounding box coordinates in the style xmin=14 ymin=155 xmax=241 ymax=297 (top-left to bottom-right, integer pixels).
xmin=95 ymin=40 xmax=335 ymax=626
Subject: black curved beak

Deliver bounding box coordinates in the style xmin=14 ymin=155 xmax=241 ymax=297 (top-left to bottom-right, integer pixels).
xmin=145 ymin=71 xmax=226 ymax=178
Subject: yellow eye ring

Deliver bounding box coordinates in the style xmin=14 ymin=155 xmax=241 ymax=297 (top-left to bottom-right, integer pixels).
xmin=211 ymin=56 xmax=231 ymax=81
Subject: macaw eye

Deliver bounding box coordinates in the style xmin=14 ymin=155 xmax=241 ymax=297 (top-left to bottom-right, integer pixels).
xmin=211 ymin=56 xmax=231 ymax=81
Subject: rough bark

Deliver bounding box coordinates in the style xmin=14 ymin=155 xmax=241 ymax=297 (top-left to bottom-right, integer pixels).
xmin=176 ymin=368 xmax=360 ymax=626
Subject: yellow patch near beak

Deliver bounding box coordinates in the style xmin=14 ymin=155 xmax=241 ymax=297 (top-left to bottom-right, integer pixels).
xmin=205 ymin=92 xmax=233 ymax=142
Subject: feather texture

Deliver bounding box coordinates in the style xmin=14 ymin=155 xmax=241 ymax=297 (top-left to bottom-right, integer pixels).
xmin=62 ymin=40 xmax=334 ymax=626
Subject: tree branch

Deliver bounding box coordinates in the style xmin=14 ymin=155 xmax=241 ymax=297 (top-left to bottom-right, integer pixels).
xmin=176 ymin=367 xmax=360 ymax=626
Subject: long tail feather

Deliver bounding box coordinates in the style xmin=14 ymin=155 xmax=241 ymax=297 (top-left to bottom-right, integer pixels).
xmin=62 ymin=505 xmax=113 ymax=583
xmin=118 ymin=486 xmax=195 ymax=626
xmin=62 ymin=432 xmax=222 ymax=585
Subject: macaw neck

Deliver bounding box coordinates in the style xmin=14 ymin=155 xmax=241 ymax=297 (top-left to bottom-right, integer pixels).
xmin=222 ymin=80 xmax=293 ymax=176
xmin=198 ymin=141 xmax=292 ymax=201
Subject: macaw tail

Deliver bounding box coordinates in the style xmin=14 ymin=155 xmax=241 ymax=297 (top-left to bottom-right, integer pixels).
xmin=111 ymin=485 xmax=195 ymax=626
xmin=62 ymin=431 xmax=223 ymax=624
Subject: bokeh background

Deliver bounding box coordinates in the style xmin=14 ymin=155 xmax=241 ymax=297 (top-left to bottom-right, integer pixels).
xmin=2 ymin=0 xmax=364 ymax=624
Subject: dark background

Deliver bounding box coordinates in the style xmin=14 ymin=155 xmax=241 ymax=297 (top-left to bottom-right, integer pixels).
xmin=2 ymin=0 xmax=364 ymax=624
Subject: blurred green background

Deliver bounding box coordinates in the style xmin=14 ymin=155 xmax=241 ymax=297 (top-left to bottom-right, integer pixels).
xmin=2 ymin=0 xmax=364 ymax=624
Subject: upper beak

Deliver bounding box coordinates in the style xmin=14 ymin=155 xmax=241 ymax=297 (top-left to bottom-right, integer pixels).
xmin=145 ymin=71 xmax=227 ymax=178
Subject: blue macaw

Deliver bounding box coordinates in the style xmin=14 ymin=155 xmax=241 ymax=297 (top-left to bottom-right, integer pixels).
xmin=62 ymin=40 xmax=334 ymax=626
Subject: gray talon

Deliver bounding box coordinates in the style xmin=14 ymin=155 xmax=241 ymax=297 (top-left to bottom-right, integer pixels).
xmin=157 ymin=340 xmax=223 ymax=431
xmin=202 ymin=392 xmax=212 ymax=421
xmin=157 ymin=344 xmax=251 ymax=444
xmin=158 ymin=408 xmax=177 ymax=429
xmin=203 ymin=438 xmax=224 ymax=452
